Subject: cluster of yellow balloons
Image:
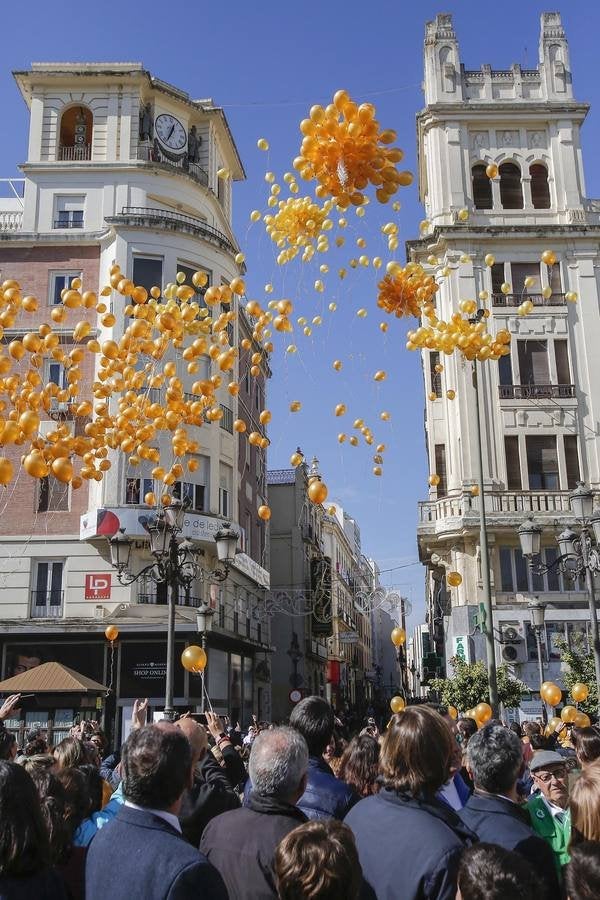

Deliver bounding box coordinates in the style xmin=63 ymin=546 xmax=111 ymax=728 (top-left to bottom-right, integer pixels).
xmin=264 ymin=196 xmax=335 ymax=264
xmin=181 ymin=645 xmax=207 ymax=673
xmin=406 ymin=303 xmax=511 ymax=363
xmin=294 ymin=90 xmax=412 ymax=208
xmin=377 ymin=262 xmax=439 ymax=319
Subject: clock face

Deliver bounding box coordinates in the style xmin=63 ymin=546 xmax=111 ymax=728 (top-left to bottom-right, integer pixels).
xmin=155 ymin=114 xmax=187 ymax=151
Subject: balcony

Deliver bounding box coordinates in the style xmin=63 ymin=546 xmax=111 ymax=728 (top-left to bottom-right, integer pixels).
xmin=30 ymin=590 xmax=64 ymax=618
xmin=136 ymin=143 xmax=209 ymax=188
xmin=499 ymin=384 xmax=576 ymax=400
xmin=58 ymin=144 xmax=91 ymax=161
xmin=53 ymin=218 xmax=84 ymax=230
xmin=106 ymin=206 xmax=236 ymax=256
xmin=219 ymin=404 xmax=233 ymax=433
xmin=418 ymin=489 xmax=579 ymax=533
xmin=0 ymin=211 xmax=23 ymax=232
xmin=137 ymin=591 xmax=203 ymax=609
xmin=492 ymin=292 xmax=566 ymax=307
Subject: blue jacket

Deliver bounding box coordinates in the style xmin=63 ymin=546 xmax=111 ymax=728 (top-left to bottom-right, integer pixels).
xmin=345 ymin=788 xmax=477 ymax=900
xmin=297 ymin=756 xmax=358 ymax=821
xmin=74 ymin=783 xmax=125 ymax=847
xmin=459 ymin=792 xmax=560 ymax=898
xmin=85 ymin=805 xmax=227 ymax=900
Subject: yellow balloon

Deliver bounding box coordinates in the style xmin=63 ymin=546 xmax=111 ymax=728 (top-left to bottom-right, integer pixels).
xmin=547 ymin=716 xmax=562 ymax=733
xmin=0 ymin=458 xmax=13 ymax=486
xmin=561 ymin=705 xmax=578 ymax=724
xmin=475 ymin=702 xmax=492 ymax=724
xmin=307 ymin=480 xmax=328 ymax=505
xmin=181 ymin=645 xmax=207 ymax=673
xmin=390 ymin=696 xmax=405 ymax=714
xmin=448 ymin=706 xmax=458 ymax=720
xmin=571 ymin=682 xmax=589 ymax=703
xmin=447 ymin=571 xmax=462 ymax=588
xmin=258 ymin=505 xmax=271 ymax=521
xmin=105 ymin=625 xmax=119 ymax=642
xmin=391 ymin=627 xmax=406 ymax=647
xmin=428 ymin=474 xmax=440 ymax=487
xmin=540 ymin=681 xmax=562 ymax=707
xmin=574 ymin=711 xmax=591 ymax=728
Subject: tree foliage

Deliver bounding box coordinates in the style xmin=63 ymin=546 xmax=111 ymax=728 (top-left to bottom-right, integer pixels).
xmin=430 ymin=656 xmax=526 ymax=712
xmin=554 ymin=635 xmax=597 ymax=716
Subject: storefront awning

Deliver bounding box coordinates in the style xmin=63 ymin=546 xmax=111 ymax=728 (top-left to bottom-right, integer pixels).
xmin=0 ymin=661 xmax=107 ymax=694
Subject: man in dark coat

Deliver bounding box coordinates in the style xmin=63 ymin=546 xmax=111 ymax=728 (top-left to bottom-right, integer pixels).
xmin=459 ymin=723 xmax=560 ymax=898
xmin=200 ymin=726 xmax=309 ymax=898
xmin=86 ymin=724 xmax=227 ymax=900
xmin=289 ymin=696 xmax=358 ymax=820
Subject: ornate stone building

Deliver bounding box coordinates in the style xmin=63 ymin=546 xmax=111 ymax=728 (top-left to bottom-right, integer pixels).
xmin=410 ymin=14 xmax=600 ymax=707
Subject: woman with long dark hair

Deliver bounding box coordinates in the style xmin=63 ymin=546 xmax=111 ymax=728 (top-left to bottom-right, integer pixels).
xmin=0 ymin=761 xmax=66 ymax=898
xmin=338 ymin=735 xmax=380 ymax=797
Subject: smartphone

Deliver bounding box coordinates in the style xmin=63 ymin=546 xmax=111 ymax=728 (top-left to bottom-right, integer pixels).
xmin=188 ymin=713 xmax=208 ymax=726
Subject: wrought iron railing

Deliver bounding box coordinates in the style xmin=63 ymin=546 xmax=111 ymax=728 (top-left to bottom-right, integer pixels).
xmin=136 ymin=144 xmax=209 ymax=187
xmin=219 ymin=404 xmax=233 ymax=433
xmin=499 ymin=384 xmax=576 ymax=400
xmin=112 ymin=206 xmax=236 ymax=255
xmin=491 ymin=292 xmax=566 ymax=307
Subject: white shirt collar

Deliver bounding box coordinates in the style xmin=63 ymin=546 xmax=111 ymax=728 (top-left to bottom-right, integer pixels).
xmin=124 ymin=801 xmax=182 ymax=833
xmin=541 ymin=794 xmax=566 ymax=821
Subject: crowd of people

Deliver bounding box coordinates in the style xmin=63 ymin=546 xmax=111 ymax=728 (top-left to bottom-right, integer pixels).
xmin=0 ymin=691 xmax=599 ymax=899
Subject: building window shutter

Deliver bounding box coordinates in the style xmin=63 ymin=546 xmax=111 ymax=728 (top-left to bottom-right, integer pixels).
xmin=564 ymin=435 xmax=581 ymax=489
xmin=434 ymin=444 xmax=447 ymax=497
xmin=504 ymin=436 xmax=522 ymax=489
xmin=554 ymin=340 xmax=571 ymax=384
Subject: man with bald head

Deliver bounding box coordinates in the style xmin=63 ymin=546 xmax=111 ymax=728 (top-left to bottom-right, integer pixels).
xmin=200 ymin=726 xmax=309 ymax=898
xmin=175 ymin=714 xmax=241 ymax=845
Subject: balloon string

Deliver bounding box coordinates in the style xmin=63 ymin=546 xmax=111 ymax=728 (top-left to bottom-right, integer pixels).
xmin=201 ymin=672 xmax=214 ymax=714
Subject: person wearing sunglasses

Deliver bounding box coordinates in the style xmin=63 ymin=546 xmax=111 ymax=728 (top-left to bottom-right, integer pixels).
xmin=527 ymin=750 xmax=571 ymax=873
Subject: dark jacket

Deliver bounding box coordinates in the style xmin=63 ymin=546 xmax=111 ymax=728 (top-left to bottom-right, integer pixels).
xmin=179 ymin=751 xmax=242 ymax=846
xmin=345 ymin=788 xmax=477 ymax=900
xmin=460 ymin=792 xmax=560 ymax=898
xmin=217 ymin=742 xmax=247 ymax=790
xmin=200 ymin=792 xmax=307 ymax=899
xmin=298 ymin=756 xmax=358 ymax=821
xmin=0 ymin=869 xmax=67 ymax=900
xmin=86 ymin=805 xmax=227 ymax=900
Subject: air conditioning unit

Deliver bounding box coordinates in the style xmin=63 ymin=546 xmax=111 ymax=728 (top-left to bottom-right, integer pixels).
xmin=499 ymin=623 xmax=523 ymax=643
xmin=501 ymin=642 xmax=528 ymax=664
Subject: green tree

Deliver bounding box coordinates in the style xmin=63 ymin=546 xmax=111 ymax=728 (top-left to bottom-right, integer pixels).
xmin=554 ymin=634 xmax=597 ymax=716
xmin=430 ymin=656 xmax=526 ymax=712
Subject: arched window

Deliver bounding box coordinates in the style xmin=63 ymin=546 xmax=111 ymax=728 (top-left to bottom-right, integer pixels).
xmin=530 ymin=163 xmax=551 ymax=209
xmin=472 ymin=164 xmax=492 ymax=209
xmin=58 ymin=106 xmax=93 ymax=161
xmin=499 ymin=162 xmax=523 ymax=209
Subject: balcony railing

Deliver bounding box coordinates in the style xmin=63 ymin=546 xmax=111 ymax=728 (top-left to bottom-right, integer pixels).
xmin=418 ymin=490 xmax=578 ymax=525
xmin=108 ymin=206 xmax=236 ymax=256
xmin=0 ymin=211 xmax=23 ymax=232
xmin=136 ymin=143 xmax=209 ymax=187
xmin=137 ymin=592 xmax=203 ymax=608
xmin=58 ymin=144 xmax=91 ymax=161
xmin=219 ymin=404 xmax=233 ymax=433
xmin=30 ymin=590 xmax=64 ymax=618
xmin=492 ymin=292 xmax=566 ymax=307
xmin=53 ymin=219 xmax=84 ymax=229
xmin=499 ymin=384 xmax=576 ymax=400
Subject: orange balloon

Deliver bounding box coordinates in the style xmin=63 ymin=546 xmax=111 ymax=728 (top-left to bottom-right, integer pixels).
xmin=561 ymin=705 xmax=578 ymax=724
xmin=258 ymin=505 xmax=271 ymax=521
xmin=307 ymin=479 xmax=328 ymax=504
xmin=475 ymin=702 xmax=492 ymax=724
xmin=390 ymin=696 xmax=405 ymax=713
xmin=391 ymin=627 xmax=406 ymax=647
xmin=571 ymin=683 xmax=589 ymax=703
xmin=181 ymin=645 xmax=207 ymax=673
xmin=105 ymin=625 xmax=119 ymax=642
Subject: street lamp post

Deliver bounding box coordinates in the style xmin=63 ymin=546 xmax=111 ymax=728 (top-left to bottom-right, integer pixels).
xmin=518 ymin=481 xmax=600 ymax=718
xmin=528 ymin=599 xmax=548 ymax=724
xmin=108 ymin=499 xmax=239 ymax=721
xmin=196 ymin=603 xmax=215 ymax=713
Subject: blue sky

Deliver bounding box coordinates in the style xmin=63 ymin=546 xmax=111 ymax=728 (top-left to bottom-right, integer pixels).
xmin=1 ymin=1 xmax=600 ymax=631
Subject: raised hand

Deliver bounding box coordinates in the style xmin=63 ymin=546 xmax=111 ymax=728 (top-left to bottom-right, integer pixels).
xmin=131 ymin=698 xmax=149 ymax=730
xmin=0 ymin=694 xmax=21 ymax=721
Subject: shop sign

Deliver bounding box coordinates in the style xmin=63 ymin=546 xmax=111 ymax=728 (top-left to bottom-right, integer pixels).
xmin=453 ymin=635 xmax=471 ymax=663
xmin=85 ymin=573 xmax=111 ymax=600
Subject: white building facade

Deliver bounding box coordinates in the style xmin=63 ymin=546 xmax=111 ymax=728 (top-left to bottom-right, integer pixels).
xmin=0 ymin=63 xmax=271 ymax=742
xmin=412 ymin=14 xmax=600 ymax=699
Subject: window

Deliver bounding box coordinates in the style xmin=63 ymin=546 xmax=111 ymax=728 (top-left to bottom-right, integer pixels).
xmin=49 ymin=271 xmax=82 ymax=306
xmin=504 ymin=436 xmax=522 ymax=489
xmin=491 ymin=263 xmax=505 ymax=295
xmin=555 ymin=341 xmax=571 ymax=384
xmin=58 ymin=105 xmax=92 ymax=160
xmin=530 ymin=164 xmax=551 ymax=209
xmin=511 ymin=263 xmax=540 ymax=294
xmin=498 ymin=354 xmax=513 ymax=386
xmin=499 ymin=163 xmax=523 ymax=209
xmin=517 ymin=340 xmax=549 ymax=385
xmin=54 ymin=195 xmax=85 ymax=229
xmin=180 ymin=456 xmax=209 ymax=509
xmin=38 ymin=476 xmax=69 ymax=512
xmin=173 ymin=481 xmax=206 ymax=512
xmin=472 ymin=164 xmax=492 ymax=209
xmin=526 ymin=436 xmax=559 ymax=490
xmin=498 ymin=546 xmax=583 ymax=594
xmin=429 ymin=352 xmax=442 ymax=397
xmin=124 ymin=477 xmax=154 ymax=505
xmin=132 ymin=257 xmax=163 ymax=296
xmin=549 ymin=264 xmax=562 ymax=295
xmin=31 ymin=560 xmax=64 ymax=617
xmin=434 ymin=445 xmax=447 ymax=497
xmin=564 ymin=436 xmax=581 ymax=489
xmin=176 ymin=263 xmax=211 ymax=301
xmin=219 ymin=463 xmax=232 ymax=518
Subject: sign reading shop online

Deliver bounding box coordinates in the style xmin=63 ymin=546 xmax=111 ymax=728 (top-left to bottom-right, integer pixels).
xmin=79 ymin=507 xmax=270 ymax=589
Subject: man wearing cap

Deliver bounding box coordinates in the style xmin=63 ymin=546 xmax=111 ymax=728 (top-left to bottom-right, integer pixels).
xmin=527 ymin=750 xmax=571 ymax=873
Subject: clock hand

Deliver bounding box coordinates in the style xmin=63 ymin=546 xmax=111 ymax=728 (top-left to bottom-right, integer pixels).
xmin=167 ymin=124 xmax=175 ymax=141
